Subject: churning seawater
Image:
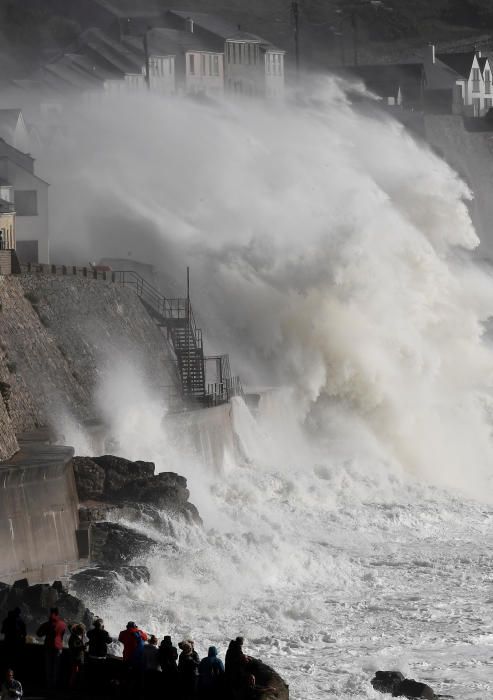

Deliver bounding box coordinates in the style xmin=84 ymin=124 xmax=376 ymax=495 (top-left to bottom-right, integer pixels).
xmin=45 ymin=79 xmax=493 ymax=699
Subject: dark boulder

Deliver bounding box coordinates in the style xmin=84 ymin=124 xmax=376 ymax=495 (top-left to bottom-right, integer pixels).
xmin=112 ymin=471 xmax=189 ymax=507
xmin=92 ymin=455 xmax=155 ymax=498
xmin=73 ymin=457 xmax=105 ymax=500
xmin=394 ymin=679 xmax=435 ymax=699
xmin=371 ymin=671 xmax=405 ymax=694
xmin=248 ymin=657 xmax=289 ymax=700
xmin=71 ymin=565 xmax=150 ymax=598
xmin=0 ymin=580 xmax=93 ymax=635
xmin=13 ymin=578 xmax=29 ymax=590
xmin=90 ymin=522 xmax=157 ymax=566
xmin=371 ymin=672 xmax=436 ymax=699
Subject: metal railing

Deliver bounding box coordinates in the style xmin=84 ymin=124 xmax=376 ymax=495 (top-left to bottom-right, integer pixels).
xmin=18 ymin=262 xmax=243 ymax=407
xmin=112 ymin=270 xmax=203 ymax=350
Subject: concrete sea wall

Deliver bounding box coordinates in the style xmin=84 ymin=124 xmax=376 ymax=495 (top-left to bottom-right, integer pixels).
xmin=0 ymin=443 xmax=81 ymax=584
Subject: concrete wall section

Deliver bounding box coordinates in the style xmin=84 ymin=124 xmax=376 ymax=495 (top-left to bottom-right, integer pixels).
xmin=0 ymin=444 xmax=81 ymax=583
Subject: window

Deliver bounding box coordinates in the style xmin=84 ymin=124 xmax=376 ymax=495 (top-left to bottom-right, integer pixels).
xmin=201 ymin=54 xmax=206 ymax=75
xmin=213 ymin=55 xmax=219 ymax=76
xmin=189 ymin=54 xmax=195 ymax=75
xmin=15 ymin=190 xmax=38 ymax=216
xmin=486 ymin=70 xmax=491 ymax=94
xmin=472 ymin=67 xmax=480 ymax=92
xmin=486 ymin=98 xmax=492 ymax=109
xmin=472 ymin=97 xmax=481 ymax=116
xmin=266 ymin=55 xmax=271 ymax=75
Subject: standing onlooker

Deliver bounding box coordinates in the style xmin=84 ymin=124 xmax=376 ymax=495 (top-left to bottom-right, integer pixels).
xmin=86 ymin=619 xmax=112 ymax=689
xmin=1 ymin=609 xmax=26 ymax=671
xmin=142 ymin=635 xmax=161 ymax=695
xmin=87 ymin=619 xmax=112 ymax=660
xmin=159 ymin=635 xmax=178 ymax=696
xmin=178 ymin=641 xmax=199 ymax=700
xmin=198 ymin=646 xmax=225 ymax=699
xmin=68 ymin=624 xmax=86 ymax=689
xmin=36 ymin=608 xmax=67 ymax=692
xmin=118 ymin=622 xmax=148 ymax=667
xmin=118 ymin=621 xmax=148 ymax=694
xmin=0 ymin=669 xmax=22 ymax=700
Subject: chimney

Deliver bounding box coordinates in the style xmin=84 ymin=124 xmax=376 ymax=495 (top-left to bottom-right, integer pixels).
xmin=477 ymin=49 xmax=482 ymax=57
xmin=186 ymin=17 xmax=194 ymax=33
xmin=428 ymin=43 xmax=436 ymax=64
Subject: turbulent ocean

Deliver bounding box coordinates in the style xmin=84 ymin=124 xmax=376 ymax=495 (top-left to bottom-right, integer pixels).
xmin=48 ymin=78 xmax=493 ymax=699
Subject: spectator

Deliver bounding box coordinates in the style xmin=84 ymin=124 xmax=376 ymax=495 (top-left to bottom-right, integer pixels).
xmin=225 ymin=636 xmax=249 ymax=690
xmin=178 ymin=641 xmax=199 ymax=700
xmin=87 ymin=619 xmax=112 ymax=660
xmin=142 ymin=635 xmax=161 ymax=695
xmin=118 ymin=622 xmax=148 ymax=668
xmin=198 ymin=646 xmax=225 ymax=699
xmin=36 ymin=607 xmax=67 ymax=692
xmin=159 ymin=636 xmax=178 ymax=673
xmin=1 ymin=609 xmax=26 ymax=670
xmin=159 ymin=635 xmax=178 ymax=697
xmin=68 ymin=624 xmax=86 ymax=689
xmin=0 ymin=669 xmax=22 ymax=700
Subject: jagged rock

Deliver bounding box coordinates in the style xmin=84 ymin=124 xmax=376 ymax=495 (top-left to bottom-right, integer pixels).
xmin=91 ymin=455 xmax=155 ymax=498
xmin=90 ymin=522 xmax=157 ymax=566
xmin=113 ymin=471 xmax=189 ymax=507
xmin=0 ymin=581 xmax=93 ymax=634
xmin=21 ymin=583 xmax=58 ymax=612
xmin=13 ymin=578 xmax=29 ymax=590
xmin=73 ymin=457 xmax=105 ymax=500
xmin=71 ymin=565 xmax=150 ymax=598
xmin=371 ymin=672 xmax=435 ymax=699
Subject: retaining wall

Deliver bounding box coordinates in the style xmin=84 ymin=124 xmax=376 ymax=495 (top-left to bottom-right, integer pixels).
xmin=0 ymin=443 xmax=82 ymax=584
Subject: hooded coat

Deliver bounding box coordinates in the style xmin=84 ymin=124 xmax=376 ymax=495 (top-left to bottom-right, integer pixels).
xmin=198 ymin=647 xmax=225 ymax=689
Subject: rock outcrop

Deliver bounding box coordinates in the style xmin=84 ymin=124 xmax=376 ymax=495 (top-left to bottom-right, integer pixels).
xmin=0 ymin=579 xmax=93 ymax=634
xmin=71 ymin=454 xmax=200 ymax=600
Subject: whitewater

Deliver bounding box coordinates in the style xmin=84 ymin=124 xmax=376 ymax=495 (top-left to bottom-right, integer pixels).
xmin=44 ymin=78 xmax=493 ymax=699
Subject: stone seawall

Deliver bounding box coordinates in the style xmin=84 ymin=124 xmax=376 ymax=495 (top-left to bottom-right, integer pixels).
xmin=0 ymin=442 xmax=81 ymax=584
xmin=0 ymin=273 xmax=181 ymax=461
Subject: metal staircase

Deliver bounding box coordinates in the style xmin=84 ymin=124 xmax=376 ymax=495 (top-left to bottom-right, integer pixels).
xmin=18 ymin=263 xmax=243 ymax=408
xmin=112 ymin=269 xmax=242 ymax=407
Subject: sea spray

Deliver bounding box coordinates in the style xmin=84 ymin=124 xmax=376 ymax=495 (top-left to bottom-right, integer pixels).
xmin=42 ymin=79 xmax=493 ymax=698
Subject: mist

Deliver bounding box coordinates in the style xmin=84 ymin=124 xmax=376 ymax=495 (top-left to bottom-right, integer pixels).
xmin=37 ymin=77 xmax=493 ymax=498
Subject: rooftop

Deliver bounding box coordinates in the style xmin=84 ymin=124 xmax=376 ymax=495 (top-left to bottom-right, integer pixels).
xmin=436 ymin=51 xmax=476 ymax=79
xmin=93 ymin=0 xmax=163 ymax=19
xmin=167 ymin=10 xmax=239 ymax=40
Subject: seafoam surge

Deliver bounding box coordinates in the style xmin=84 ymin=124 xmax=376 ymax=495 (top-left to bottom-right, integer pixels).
xmin=46 ymin=79 xmax=493 ymax=699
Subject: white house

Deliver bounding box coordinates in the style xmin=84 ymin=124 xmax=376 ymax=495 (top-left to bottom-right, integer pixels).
xmin=224 ymin=32 xmax=285 ymax=99
xmin=0 ymin=139 xmax=49 ymax=263
xmin=425 ymin=45 xmax=493 ymax=117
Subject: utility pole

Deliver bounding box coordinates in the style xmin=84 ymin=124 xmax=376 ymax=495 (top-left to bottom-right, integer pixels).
xmin=143 ymin=29 xmax=151 ymax=90
xmin=291 ymin=0 xmax=300 ymax=75
xmin=350 ymin=11 xmax=358 ymax=65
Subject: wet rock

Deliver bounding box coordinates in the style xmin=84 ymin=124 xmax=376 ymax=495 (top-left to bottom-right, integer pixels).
xmin=371 ymin=672 xmax=435 ymax=699
xmin=13 ymin=578 xmax=29 ymax=590
xmin=113 ymin=471 xmax=189 ymax=506
xmin=0 ymin=580 xmax=94 ymax=634
xmin=91 ymin=455 xmax=155 ymax=497
xmin=73 ymin=457 xmax=105 ymax=500
xmin=90 ymin=522 xmax=157 ymax=567
xmin=71 ymin=565 xmax=150 ymax=598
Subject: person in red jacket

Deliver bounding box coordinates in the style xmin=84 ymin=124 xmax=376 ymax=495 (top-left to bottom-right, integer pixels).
xmin=36 ymin=607 xmax=67 ymax=692
xmin=118 ymin=622 xmax=148 ymax=666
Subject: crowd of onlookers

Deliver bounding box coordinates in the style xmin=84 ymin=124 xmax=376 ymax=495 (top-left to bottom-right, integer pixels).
xmin=1 ymin=607 xmax=278 ymax=699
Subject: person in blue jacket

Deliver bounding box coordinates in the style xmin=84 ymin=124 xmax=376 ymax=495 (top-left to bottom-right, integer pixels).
xmin=198 ymin=646 xmax=225 ymax=699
